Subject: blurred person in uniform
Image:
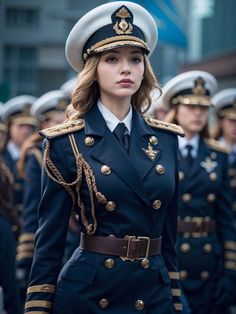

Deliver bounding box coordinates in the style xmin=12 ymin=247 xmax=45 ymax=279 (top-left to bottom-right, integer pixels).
xmin=0 ymin=156 xmax=21 ymax=314
xmin=16 ymin=90 xmax=80 ymax=301
xmin=163 ymin=71 xmax=236 ymax=314
xmin=24 ymin=2 xmax=184 ymax=314
xmin=211 ymin=88 xmax=236 ymax=222
xmin=1 ymin=95 xmax=38 ymax=218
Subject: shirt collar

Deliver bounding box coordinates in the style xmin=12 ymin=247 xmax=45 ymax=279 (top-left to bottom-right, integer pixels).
xmin=97 ymin=99 xmax=132 ymax=134
xmin=178 ymin=133 xmax=200 ymax=158
xmin=7 ymin=140 xmax=20 ymax=160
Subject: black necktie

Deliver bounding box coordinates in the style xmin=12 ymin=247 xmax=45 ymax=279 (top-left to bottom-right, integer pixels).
xmin=185 ymin=144 xmax=193 ymax=168
xmin=113 ymin=122 xmax=129 ymax=152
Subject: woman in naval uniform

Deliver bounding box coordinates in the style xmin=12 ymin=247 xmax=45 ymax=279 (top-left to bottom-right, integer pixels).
xmin=24 ymin=2 xmax=184 ymax=314
xmin=211 ymin=88 xmax=236 ymax=223
xmin=162 ymin=71 xmax=236 ymax=314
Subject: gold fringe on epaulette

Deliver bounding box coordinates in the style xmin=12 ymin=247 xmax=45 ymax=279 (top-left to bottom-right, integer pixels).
xmin=43 ymin=137 xmax=107 ymax=235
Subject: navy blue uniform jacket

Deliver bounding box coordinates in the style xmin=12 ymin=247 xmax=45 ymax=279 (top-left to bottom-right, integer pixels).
xmin=25 ymin=105 xmax=184 ymax=314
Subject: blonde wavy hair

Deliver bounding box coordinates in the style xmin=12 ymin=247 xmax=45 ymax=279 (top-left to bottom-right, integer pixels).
xmin=66 ymin=53 xmax=161 ymax=121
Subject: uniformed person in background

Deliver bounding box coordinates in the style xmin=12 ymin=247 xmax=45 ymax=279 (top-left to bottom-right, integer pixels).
xmin=0 ymin=156 xmax=21 ymax=314
xmin=162 ymin=71 xmax=236 ymax=314
xmin=60 ymin=77 xmax=77 ymax=101
xmin=1 ymin=95 xmax=38 ymax=218
xmin=24 ymin=2 xmax=184 ymax=313
xmin=16 ymin=90 xmax=74 ymax=308
xmin=211 ymin=88 xmax=236 ymax=223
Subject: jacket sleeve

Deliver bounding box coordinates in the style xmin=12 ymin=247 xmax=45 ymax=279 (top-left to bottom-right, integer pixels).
xmin=24 ymin=138 xmax=74 ymax=314
xmin=215 ymin=152 xmax=236 ymax=279
xmin=161 ymin=135 xmax=182 ymax=313
xmin=17 ymin=152 xmax=42 ymax=269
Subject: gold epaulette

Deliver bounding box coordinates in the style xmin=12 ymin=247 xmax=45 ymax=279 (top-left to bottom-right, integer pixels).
xmin=205 ymin=138 xmax=229 ymax=154
xmin=145 ymin=117 xmax=185 ymax=137
xmin=28 ymin=147 xmax=43 ymax=166
xmin=39 ymin=119 xmax=85 ymax=139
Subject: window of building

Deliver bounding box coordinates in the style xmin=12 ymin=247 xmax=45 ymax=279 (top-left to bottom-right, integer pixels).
xmin=4 ymin=46 xmax=38 ymax=96
xmin=5 ymin=7 xmax=39 ymax=28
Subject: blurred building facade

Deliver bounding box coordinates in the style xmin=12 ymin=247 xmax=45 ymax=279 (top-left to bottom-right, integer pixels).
xmin=0 ymin=0 xmax=235 ymax=101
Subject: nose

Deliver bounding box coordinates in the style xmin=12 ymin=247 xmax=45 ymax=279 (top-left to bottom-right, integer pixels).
xmin=120 ymin=59 xmax=131 ymax=75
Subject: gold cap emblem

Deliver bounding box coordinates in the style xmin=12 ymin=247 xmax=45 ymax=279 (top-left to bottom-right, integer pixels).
xmin=192 ymin=77 xmax=207 ymax=96
xmin=112 ymin=6 xmax=133 ymax=35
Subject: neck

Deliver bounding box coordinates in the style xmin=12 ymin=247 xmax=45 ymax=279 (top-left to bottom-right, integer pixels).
xmin=100 ymin=94 xmax=131 ymax=121
xmin=184 ymin=130 xmax=197 ymax=140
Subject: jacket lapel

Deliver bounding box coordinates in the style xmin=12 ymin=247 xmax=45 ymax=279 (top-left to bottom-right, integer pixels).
xmin=190 ymin=137 xmax=210 ymax=177
xmin=129 ymin=110 xmax=162 ymax=180
xmin=84 ymin=106 xmax=151 ymax=208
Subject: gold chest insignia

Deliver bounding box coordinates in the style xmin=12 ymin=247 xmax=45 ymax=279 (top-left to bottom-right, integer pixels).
xmin=200 ymin=157 xmax=218 ymax=173
xmin=142 ymin=143 xmax=159 ymax=161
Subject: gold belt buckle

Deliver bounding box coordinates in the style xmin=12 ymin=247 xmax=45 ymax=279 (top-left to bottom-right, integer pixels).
xmin=120 ymin=235 xmax=150 ymax=261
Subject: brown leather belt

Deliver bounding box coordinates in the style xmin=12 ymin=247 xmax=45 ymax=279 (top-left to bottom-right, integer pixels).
xmin=80 ymin=233 xmax=162 ymax=261
xmin=178 ymin=219 xmax=216 ymax=234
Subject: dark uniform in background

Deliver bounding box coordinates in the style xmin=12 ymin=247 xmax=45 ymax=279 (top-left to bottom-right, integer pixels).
xmin=162 ymin=71 xmax=236 ymax=314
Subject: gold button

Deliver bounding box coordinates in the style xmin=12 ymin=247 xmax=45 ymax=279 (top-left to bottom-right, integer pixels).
xmin=180 ymin=243 xmax=190 ymax=253
xmin=156 ymin=164 xmax=165 ymax=175
xmin=11 ymin=225 xmax=18 ymax=232
xmin=228 ymin=168 xmax=236 ymax=176
xmin=207 ymin=193 xmax=215 ymax=202
xmin=101 ymin=165 xmax=111 ymax=175
xmin=104 ymin=259 xmax=115 ymax=269
xmin=211 ymin=152 xmax=217 ymax=159
xmin=209 ymin=172 xmax=217 ymax=181
xmin=179 ymin=171 xmax=185 ymax=181
xmin=140 ymin=258 xmax=150 ymax=269
xmin=180 ymin=270 xmax=188 ymax=280
xmin=200 ymin=271 xmax=209 ymax=280
xmin=99 ymin=299 xmax=109 ymax=309
xmin=134 ymin=300 xmax=145 ymax=311
xmin=203 ymin=244 xmax=212 ymax=253
xmin=105 ymin=201 xmax=116 ymax=211
xmin=84 ymin=136 xmax=94 ymax=146
xmin=149 ymin=136 xmax=158 ymax=145
xmin=152 ymin=200 xmax=161 ymax=209
xmin=182 ymin=193 xmax=191 ymax=202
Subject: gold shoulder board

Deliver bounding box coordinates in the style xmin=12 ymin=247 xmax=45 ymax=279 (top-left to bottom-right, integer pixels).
xmin=145 ymin=117 xmax=185 ymax=137
xmin=39 ymin=119 xmax=85 ymax=139
xmin=205 ymin=138 xmax=229 ymax=154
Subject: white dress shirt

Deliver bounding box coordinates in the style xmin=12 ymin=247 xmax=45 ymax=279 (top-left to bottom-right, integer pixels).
xmin=178 ymin=134 xmax=200 ymax=158
xmin=7 ymin=140 xmax=20 ymax=161
xmin=97 ymin=100 xmax=132 ymax=135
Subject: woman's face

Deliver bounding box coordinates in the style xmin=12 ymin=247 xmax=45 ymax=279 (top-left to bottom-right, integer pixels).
xmin=176 ymin=104 xmax=209 ymax=134
xmin=96 ymin=46 xmax=145 ymax=102
xmin=221 ymin=117 xmax=236 ymax=143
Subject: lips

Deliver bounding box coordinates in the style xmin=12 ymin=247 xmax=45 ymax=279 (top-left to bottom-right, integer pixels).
xmin=118 ymin=79 xmax=133 ymax=84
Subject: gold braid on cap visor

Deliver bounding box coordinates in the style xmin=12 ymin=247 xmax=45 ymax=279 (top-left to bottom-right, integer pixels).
xmin=171 ymin=95 xmax=212 ymax=107
xmin=83 ymin=35 xmax=149 ymax=61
